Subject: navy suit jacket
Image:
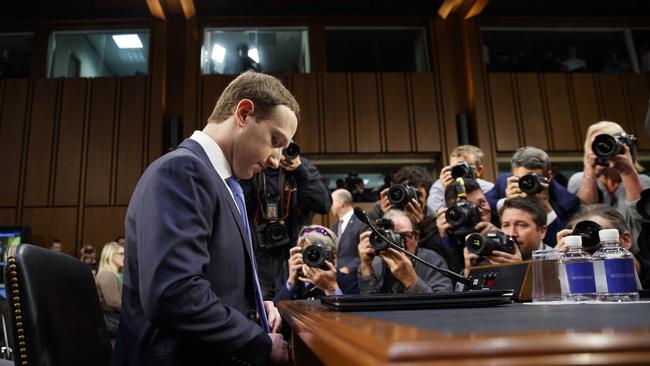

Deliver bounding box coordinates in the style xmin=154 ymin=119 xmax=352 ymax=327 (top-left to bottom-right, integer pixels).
xmin=113 ymin=139 xmax=271 ymax=366
xmin=331 ymin=213 xmax=365 ymax=272
xmin=486 ymin=173 xmax=580 ymax=247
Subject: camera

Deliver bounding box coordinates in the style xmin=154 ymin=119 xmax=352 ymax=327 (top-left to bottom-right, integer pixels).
xmin=302 ymin=241 xmax=334 ymax=269
xmin=255 ymin=221 xmax=291 ymax=249
xmin=282 ymin=142 xmax=300 ymax=161
xmin=591 ymin=132 xmax=637 ymax=166
xmin=445 ymin=198 xmax=481 ymax=235
xmin=369 ymin=218 xmax=401 ymax=252
xmin=518 ymin=173 xmax=549 ymax=195
xmin=82 ymin=246 xmax=95 ymax=255
xmin=571 ymin=220 xmax=602 ymax=254
xmin=388 ymin=184 xmax=418 ymax=208
xmin=451 ymin=162 xmax=476 ymax=180
xmin=465 ymin=231 xmax=516 ymax=257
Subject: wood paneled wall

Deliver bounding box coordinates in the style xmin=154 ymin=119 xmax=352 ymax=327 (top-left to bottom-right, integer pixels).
xmin=0 ymin=77 xmax=157 ymax=256
xmin=200 ymin=73 xmax=445 ymax=155
xmin=488 ymin=73 xmax=650 ymax=152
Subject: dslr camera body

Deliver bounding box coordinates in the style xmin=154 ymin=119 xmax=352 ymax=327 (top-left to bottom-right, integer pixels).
xmin=369 ymin=218 xmax=402 ymax=253
xmin=445 ymin=198 xmax=481 ymax=238
xmin=591 ymin=132 xmax=637 ymax=166
xmin=255 ymin=193 xmax=291 ymax=249
xmin=388 ymin=184 xmax=418 ymax=209
xmin=465 ymin=231 xmax=516 ymax=257
xmin=302 ymin=240 xmax=334 ymax=269
xmin=451 ymin=162 xmax=476 ymax=180
xmin=518 ymin=173 xmax=549 ymax=195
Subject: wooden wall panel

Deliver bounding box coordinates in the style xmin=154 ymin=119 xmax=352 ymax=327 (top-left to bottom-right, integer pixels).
xmin=23 ymin=79 xmax=58 ymax=206
xmin=201 ymin=75 xmax=233 ymax=128
xmin=54 ymin=78 xmax=87 ymax=206
xmin=381 ymin=73 xmax=412 ymax=152
xmin=351 ymin=73 xmax=382 ymax=153
xmin=0 ymin=209 xmax=16 ymax=226
xmin=0 ymin=80 xmax=29 ymax=206
xmin=322 ymin=73 xmax=352 ymax=153
xmin=570 ymin=74 xmax=601 ymax=140
xmin=516 ymin=73 xmax=548 ymax=150
xmin=22 ymin=207 xmax=77 ymax=255
xmin=598 ymin=74 xmax=632 ymax=133
xmin=410 ymin=73 xmax=441 ymax=152
xmin=115 ymin=77 xmax=146 ymax=205
xmin=624 ymin=74 xmax=650 ymax=149
xmin=82 ymin=206 xmax=127 ymax=248
xmin=488 ymin=73 xmax=520 ymax=151
xmin=290 ymin=73 xmax=321 ymax=153
xmin=85 ymin=78 xmax=117 ymax=206
xmin=542 ymin=74 xmax=579 ymax=151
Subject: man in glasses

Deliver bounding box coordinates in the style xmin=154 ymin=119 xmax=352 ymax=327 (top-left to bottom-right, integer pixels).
xmin=358 ymin=210 xmax=453 ymax=294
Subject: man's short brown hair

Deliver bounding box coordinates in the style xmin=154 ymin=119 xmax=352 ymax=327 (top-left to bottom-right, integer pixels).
xmin=208 ymin=71 xmax=300 ymax=124
xmin=451 ymin=145 xmax=485 ymax=166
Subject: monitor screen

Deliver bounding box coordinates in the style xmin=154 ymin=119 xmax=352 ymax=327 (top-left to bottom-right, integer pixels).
xmin=0 ymin=226 xmax=30 ymax=267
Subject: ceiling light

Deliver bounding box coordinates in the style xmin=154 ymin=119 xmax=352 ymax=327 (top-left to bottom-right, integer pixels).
xmin=211 ymin=43 xmax=226 ymax=63
xmin=112 ymin=34 xmax=143 ymax=49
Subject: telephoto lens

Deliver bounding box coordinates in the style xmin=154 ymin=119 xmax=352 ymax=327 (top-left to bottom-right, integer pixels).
xmin=518 ymin=173 xmax=549 ymax=195
xmin=450 ymin=162 xmax=476 ymax=180
xmin=387 ymin=184 xmax=418 ymax=208
xmin=465 ymin=231 xmax=516 ymax=257
xmin=282 ymin=142 xmax=300 ymax=160
xmin=302 ymin=241 xmax=333 ymax=269
xmin=369 ymin=229 xmax=401 ymax=252
xmin=571 ymin=220 xmax=602 ymax=254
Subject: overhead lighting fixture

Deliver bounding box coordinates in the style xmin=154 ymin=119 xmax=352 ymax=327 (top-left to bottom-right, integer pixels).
xmin=248 ymin=48 xmax=259 ymax=63
xmin=112 ymin=34 xmax=143 ymax=49
xmin=211 ymin=43 xmax=226 ymax=63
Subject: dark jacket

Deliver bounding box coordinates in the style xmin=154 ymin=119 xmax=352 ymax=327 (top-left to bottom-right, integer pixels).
xmin=272 ymin=271 xmax=359 ymax=303
xmin=330 ymin=212 xmax=366 ymax=272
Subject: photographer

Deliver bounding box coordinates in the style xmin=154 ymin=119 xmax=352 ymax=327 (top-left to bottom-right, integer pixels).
xmin=242 ymin=150 xmax=332 ymax=300
xmin=358 ymin=210 xmax=453 ymax=294
xmin=436 ymin=178 xmax=500 ymax=274
xmin=427 ymin=145 xmax=495 ymax=214
xmin=273 ymin=225 xmax=358 ymax=302
xmin=568 ymin=121 xmax=650 ymax=252
xmin=486 ymin=146 xmax=580 ymax=247
xmin=367 ymin=166 xmax=439 ymax=252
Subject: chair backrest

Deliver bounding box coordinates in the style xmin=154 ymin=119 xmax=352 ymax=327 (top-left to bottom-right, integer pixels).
xmin=4 ymin=244 xmax=111 ymax=366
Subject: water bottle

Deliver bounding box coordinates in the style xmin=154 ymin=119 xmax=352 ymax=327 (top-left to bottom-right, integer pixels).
xmin=592 ymin=229 xmax=639 ymax=302
xmin=561 ymin=235 xmax=597 ymax=301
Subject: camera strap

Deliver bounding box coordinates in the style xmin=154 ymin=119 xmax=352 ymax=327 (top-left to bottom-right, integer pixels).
xmin=255 ymin=169 xmax=293 ymax=223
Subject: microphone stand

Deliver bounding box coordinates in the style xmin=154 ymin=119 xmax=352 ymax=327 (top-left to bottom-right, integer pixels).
xmin=354 ymin=208 xmax=472 ymax=288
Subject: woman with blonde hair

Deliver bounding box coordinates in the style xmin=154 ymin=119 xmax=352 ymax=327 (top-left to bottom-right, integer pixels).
xmin=567 ymin=121 xmax=650 ymax=252
xmin=96 ymin=241 xmax=124 ymax=338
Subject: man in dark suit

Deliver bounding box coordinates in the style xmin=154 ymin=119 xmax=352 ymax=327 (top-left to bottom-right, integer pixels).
xmin=113 ymin=72 xmax=299 ymax=366
xmin=330 ymin=189 xmax=364 ymax=275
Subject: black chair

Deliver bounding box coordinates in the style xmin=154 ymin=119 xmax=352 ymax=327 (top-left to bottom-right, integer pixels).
xmin=3 ymin=244 xmax=111 ymax=366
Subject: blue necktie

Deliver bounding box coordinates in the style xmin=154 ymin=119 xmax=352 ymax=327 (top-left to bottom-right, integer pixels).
xmin=225 ymin=177 xmax=270 ymax=333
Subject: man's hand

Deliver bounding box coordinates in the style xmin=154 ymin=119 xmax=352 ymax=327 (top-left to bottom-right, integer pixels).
xmin=505 ymin=175 xmax=525 ymax=200
xmin=463 ymin=247 xmax=480 ymax=278
xmin=554 ymin=228 xmax=573 ymax=253
xmin=279 ymin=156 xmax=301 ymax=171
xmin=379 ymin=188 xmax=395 ymax=214
xmin=474 ymin=221 xmax=500 ymax=237
xmin=486 ymin=242 xmax=523 ymax=264
xmin=380 ymin=248 xmax=417 ymax=289
xmin=535 ymin=179 xmax=554 ymax=214
xmin=268 ymin=333 xmax=289 ymax=365
xmin=439 ymin=165 xmax=455 ymax=190
xmin=358 ymin=231 xmax=375 ymax=266
xmin=299 ymin=261 xmax=340 ymax=294
xmin=263 ymin=301 xmax=282 ymax=333
xmin=436 ymin=208 xmax=452 ymax=238
xmin=405 ymin=198 xmax=424 ymax=225
xmin=287 ymin=246 xmax=304 ymax=288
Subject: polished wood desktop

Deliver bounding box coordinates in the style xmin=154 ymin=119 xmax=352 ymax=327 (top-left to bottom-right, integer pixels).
xmin=279 ymin=300 xmax=650 ymax=366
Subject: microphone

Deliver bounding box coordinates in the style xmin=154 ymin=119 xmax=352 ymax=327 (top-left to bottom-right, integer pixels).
xmin=354 ymin=207 xmax=472 ymax=287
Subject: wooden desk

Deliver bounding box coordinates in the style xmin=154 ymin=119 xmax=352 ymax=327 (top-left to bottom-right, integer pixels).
xmin=279 ymin=300 xmax=650 ymax=365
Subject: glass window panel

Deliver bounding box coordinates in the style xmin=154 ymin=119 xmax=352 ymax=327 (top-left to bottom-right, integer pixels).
xmin=632 ymin=30 xmax=650 ymax=72
xmin=326 ymin=28 xmax=429 ymax=72
xmin=48 ymin=30 xmax=149 ymax=78
xmin=201 ymin=28 xmax=309 ymax=75
xmin=0 ymin=33 xmax=32 ymax=79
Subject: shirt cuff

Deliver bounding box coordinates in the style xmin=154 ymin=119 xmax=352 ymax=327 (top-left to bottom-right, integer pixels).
xmin=546 ymin=210 xmax=557 ymax=225
xmin=496 ymin=198 xmax=506 ymax=212
xmin=286 ymin=281 xmax=297 ymax=293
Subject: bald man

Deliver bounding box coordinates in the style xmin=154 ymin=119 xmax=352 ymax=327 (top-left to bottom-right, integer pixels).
xmin=330 ymin=189 xmax=365 ymax=274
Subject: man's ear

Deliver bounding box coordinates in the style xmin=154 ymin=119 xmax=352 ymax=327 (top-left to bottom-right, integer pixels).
xmin=621 ymin=231 xmax=633 ymax=251
xmin=539 ymin=224 xmax=548 ymax=241
xmin=475 ymin=165 xmax=484 ymax=178
xmin=234 ymin=99 xmax=255 ymax=127
xmin=546 ymin=169 xmax=554 ymax=182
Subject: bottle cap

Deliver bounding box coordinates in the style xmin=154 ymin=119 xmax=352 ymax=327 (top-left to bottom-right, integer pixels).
xmin=599 ymin=228 xmax=619 ymax=242
xmin=564 ymin=235 xmax=582 ymax=248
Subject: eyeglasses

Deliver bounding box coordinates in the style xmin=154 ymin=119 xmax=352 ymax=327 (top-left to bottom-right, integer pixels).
xmin=299 ymin=226 xmax=334 ymax=240
xmin=397 ymin=231 xmax=415 ymax=243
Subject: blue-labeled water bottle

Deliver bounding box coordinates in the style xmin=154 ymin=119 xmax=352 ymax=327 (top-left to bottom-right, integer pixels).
xmin=561 ymin=235 xmax=597 ymax=302
xmin=592 ymin=229 xmax=639 ymax=302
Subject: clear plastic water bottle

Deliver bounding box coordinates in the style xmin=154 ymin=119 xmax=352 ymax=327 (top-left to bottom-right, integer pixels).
xmin=592 ymin=229 xmax=639 ymax=302
xmin=561 ymin=235 xmax=597 ymax=302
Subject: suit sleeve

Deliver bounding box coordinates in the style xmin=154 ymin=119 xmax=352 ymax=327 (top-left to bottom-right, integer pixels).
xmin=136 ymin=156 xmax=270 ymax=360
xmin=294 ymin=158 xmax=331 ymax=214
